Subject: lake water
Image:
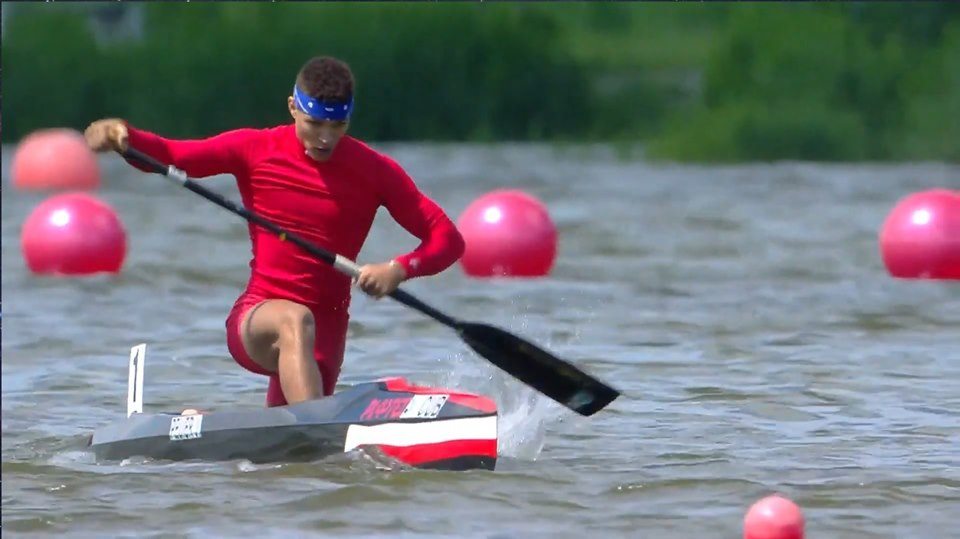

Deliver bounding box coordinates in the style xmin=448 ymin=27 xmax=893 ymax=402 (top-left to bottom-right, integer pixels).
xmin=2 ymin=143 xmax=959 ymax=538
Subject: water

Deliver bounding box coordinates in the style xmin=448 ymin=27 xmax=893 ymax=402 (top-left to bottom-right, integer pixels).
xmin=2 ymin=144 xmax=959 ymax=538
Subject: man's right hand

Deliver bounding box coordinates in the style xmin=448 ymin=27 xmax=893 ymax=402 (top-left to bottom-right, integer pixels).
xmin=84 ymin=118 xmax=129 ymax=153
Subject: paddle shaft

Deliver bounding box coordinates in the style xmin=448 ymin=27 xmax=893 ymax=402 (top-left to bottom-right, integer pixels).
xmin=122 ymin=146 xmax=458 ymax=329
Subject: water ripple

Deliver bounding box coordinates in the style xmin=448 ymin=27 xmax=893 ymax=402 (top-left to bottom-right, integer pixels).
xmin=3 ymin=147 xmax=960 ymax=537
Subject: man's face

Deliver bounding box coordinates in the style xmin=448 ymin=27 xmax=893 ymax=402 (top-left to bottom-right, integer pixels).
xmin=287 ymin=96 xmax=349 ymax=162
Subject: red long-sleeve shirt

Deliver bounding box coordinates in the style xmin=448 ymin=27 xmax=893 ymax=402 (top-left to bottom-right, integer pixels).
xmin=125 ymin=124 xmax=464 ymax=310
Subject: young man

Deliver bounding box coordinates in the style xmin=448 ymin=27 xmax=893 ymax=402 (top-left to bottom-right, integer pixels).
xmin=85 ymin=56 xmax=465 ymax=407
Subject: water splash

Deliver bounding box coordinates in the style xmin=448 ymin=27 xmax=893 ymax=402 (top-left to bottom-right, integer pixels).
xmin=438 ymin=347 xmax=565 ymax=462
xmin=495 ymin=383 xmax=563 ymax=460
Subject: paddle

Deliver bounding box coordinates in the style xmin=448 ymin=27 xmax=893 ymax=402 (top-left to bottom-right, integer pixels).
xmin=120 ymin=146 xmax=621 ymax=416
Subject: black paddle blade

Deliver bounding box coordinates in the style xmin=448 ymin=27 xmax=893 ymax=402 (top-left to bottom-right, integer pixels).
xmin=456 ymin=322 xmax=620 ymax=416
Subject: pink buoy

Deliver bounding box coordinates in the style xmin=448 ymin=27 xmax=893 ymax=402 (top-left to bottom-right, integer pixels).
xmin=21 ymin=192 xmax=127 ymax=276
xmin=744 ymin=494 xmax=805 ymax=539
xmin=457 ymin=190 xmax=558 ymax=278
xmin=12 ymin=128 xmax=101 ymax=191
xmin=879 ymin=189 xmax=960 ymax=280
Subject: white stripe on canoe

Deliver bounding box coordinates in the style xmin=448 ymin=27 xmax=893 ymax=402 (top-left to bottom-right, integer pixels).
xmin=344 ymin=415 xmax=497 ymax=452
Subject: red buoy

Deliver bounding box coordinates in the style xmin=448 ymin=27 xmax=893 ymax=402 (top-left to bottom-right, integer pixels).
xmin=744 ymin=494 xmax=805 ymax=539
xmin=12 ymin=128 xmax=101 ymax=191
xmin=21 ymin=192 xmax=127 ymax=275
xmin=879 ymin=189 xmax=960 ymax=280
xmin=457 ymin=190 xmax=558 ymax=278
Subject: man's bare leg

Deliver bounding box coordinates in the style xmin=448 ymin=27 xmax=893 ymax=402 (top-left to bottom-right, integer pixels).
xmin=239 ymin=299 xmax=323 ymax=404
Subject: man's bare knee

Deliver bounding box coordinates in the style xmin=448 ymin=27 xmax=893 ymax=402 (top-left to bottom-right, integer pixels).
xmin=277 ymin=305 xmax=316 ymax=349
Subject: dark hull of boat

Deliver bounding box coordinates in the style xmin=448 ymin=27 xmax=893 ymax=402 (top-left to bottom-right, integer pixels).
xmin=90 ymin=378 xmax=499 ymax=471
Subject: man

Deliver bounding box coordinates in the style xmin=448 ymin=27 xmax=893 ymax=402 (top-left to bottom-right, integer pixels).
xmin=85 ymin=56 xmax=465 ymax=407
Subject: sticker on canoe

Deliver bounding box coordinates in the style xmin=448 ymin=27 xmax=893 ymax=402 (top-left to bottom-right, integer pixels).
xmin=359 ymin=397 xmax=412 ymax=421
xmin=400 ymin=394 xmax=449 ymax=419
xmin=169 ymin=414 xmax=203 ymax=441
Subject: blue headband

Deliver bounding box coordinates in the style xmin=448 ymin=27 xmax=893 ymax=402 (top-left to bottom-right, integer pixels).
xmin=293 ymin=84 xmax=353 ymax=121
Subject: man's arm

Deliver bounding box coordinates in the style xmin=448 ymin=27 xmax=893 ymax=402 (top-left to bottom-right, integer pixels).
xmin=379 ymin=158 xmax=465 ymax=279
xmin=354 ymin=155 xmax=464 ymax=299
xmin=84 ymin=118 xmax=257 ymax=179
xmin=124 ymin=124 xmax=258 ymax=179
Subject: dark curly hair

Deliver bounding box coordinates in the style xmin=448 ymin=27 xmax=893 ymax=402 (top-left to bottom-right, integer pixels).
xmin=295 ymin=56 xmax=354 ymax=101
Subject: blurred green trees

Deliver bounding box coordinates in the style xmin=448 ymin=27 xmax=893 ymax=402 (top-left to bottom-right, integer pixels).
xmin=2 ymin=2 xmax=957 ymax=162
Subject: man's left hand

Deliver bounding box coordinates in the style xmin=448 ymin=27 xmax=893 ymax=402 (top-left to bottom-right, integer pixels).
xmin=356 ymin=260 xmax=407 ymax=299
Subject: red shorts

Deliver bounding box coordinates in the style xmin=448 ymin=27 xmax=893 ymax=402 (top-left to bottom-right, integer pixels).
xmin=226 ymin=295 xmax=349 ymax=407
